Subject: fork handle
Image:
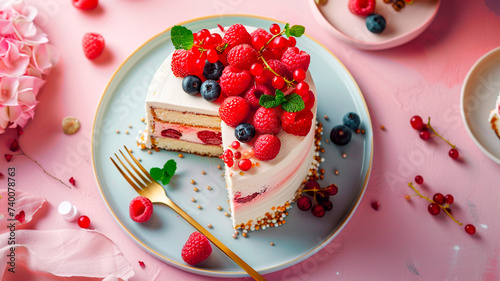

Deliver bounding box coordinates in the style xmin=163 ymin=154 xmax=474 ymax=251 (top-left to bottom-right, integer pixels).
xmin=161 ymin=197 xmax=266 ymax=281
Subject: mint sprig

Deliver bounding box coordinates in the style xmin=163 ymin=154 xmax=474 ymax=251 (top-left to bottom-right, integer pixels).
xmin=259 ymin=89 xmax=305 ymax=112
xmin=150 ymin=159 xmax=177 ymax=185
xmin=284 ymin=24 xmax=305 ymax=38
xmin=171 ymin=25 xmax=194 ymax=50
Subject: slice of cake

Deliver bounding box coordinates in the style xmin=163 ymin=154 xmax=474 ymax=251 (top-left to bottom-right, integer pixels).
xmin=143 ymin=23 xmax=320 ymax=231
xmin=489 ymin=93 xmax=500 ymax=138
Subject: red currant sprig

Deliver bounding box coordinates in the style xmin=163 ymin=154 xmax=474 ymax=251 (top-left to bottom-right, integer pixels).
xmin=407 ymin=180 xmax=476 ymax=235
xmin=297 ymin=180 xmax=338 ymax=218
xmin=410 ymin=116 xmax=459 ymax=160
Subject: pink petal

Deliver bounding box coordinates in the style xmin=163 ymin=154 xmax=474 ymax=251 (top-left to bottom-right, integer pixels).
xmin=0 ymin=229 xmax=135 ymax=280
xmin=0 ymin=76 xmax=19 ymax=105
xmin=32 ymin=43 xmax=59 ymax=75
xmin=0 ymin=38 xmax=29 ymax=76
xmin=0 ymin=189 xmax=45 ymax=231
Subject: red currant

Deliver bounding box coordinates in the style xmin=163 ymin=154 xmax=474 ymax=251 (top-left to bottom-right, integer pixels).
xmin=304 ymin=180 xmax=320 ymax=196
xmin=206 ymin=49 xmax=218 ymax=63
xmin=238 ymin=159 xmax=252 ymax=171
xmin=445 ymin=194 xmax=454 ymax=205
xmin=272 ymin=36 xmax=288 ymax=49
xmin=287 ymin=36 xmax=296 ymax=47
xmin=410 ymin=115 xmax=424 ymax=130
xmin=194 ymin=58 xmax=205 ymax=70
xmin=270 ymin=23 xmax=281 ymax=35
xmin=428 ymin=203 xmax=441 ymax=216
xmin=293 ymin=69 xmax=306 ymax=82
xmin=250 ymin=63 xmax=264 ymax=76
xmin=415 ymin=175 xmax=424 ymax=185
xmin=419 ymin=130 xmax=431 ymax=140
xmin=464 ymin=224 xmax=476 ymax=235
xmin=297 ymin=196 xmax=312 ymax=211
xmin=449 ymin=148 xmax=459 ymax=159
xmin=295 ymin=81 xmax=309 ymax=95
xmin=231 ymin=140 xmax=240 ymax=149
xmin=197 ymin=29 xmax=210 ymax=41
xmin=78 ymin=215 xmax=90 ymax=228
xmin=204 ymin=35 xmax=217 ymax=49
xmin=223 ymin=149 xmax=234 ymax=168
xmin=251 ymin=35 xmax=266 ymax=50
xmin=433 ymin=193 xmax=445 ymax=205
xmin=370 ymin=201 xmax=380 ymax=211
xmin=311 ymin=204 xmax=325 ymax=218
xmin=255 ymin=74 xmax=268 ymax=84
xmin=321 ymin=200 xmax=333 ymax=211
xmin=211 ymin=33 xmax=223 ymax=44
xmin=323 ymin=184 xmax=338 ymax=196
xmin=234 ymin=151 xmax=241 ymax=159
xmin=272 ymin=76 xmax=285 ymax=89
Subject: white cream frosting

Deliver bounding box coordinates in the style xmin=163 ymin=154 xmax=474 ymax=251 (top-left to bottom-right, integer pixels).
xmin=488 ymin=94 xmax=500 ymax=138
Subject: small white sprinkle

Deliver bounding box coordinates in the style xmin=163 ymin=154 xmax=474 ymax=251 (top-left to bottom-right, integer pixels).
xmin=454 ymin=245 xmax=460 ymax=250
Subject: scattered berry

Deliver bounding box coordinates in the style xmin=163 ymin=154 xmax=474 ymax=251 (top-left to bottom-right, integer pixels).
xmin=72 ymin=0 xmax=98 ymax=10
xmin=253 ymin=134 xmax=281 ymax=161
xmin=419 ymin=130 xmax=431 ymax=140
xmin=323 ymin=184 xmax=338 ymax=196
xmin=203 ymin=60 xmax=224 ymax=80
xmin=415 ymin=175 xmax=424 ymax=185
xmin=82 ymin=33 xmax=105 ymax=60
xmin=234 ymin=123 xmax=256 ymax=143
xmin=9 ymin=139 xmax=20 ymax=152
xmin=445 ymin=194 xmax=454 ymax=205
xmin=238 ymin=159 xmax=252 ymax=171
xmin=297 ymin=196 xmax=312 ymax=211
xmin=342 ymin=112 xmax=361 ymax=131
xmin=428 ymin=203 xmax=441 ymax=216
xmin=253 ymin=107 xmax=281 ymax=135
xmin=219 ymin=66 xmax=251 ymax=96
xmin=200 ymin=80 xmax=221 ymax=102
xmin=181 ymin=232 xmax=212 ymax=265
xmin=464 ymin=224 xmax=476 ymax=235
xmin=370 ymin=201 xmax=380 ymax=211
xmin=366 ymin=14 xmax=386 ymax=34
xmin=348 ymin=0 xmax=376 ymax=16
xmin=219 ymin=96 xmax=251 ymax=127
xmin=78 ymin=215 xmax=91 ymax=228
xmin=304 ymin=180 xmax=321 ymax=197
xmin=4 ymin=154 xmax=13 ymax=162
xmin=281 ymin=110 xmax=313 ymax=136
xmin=129 ymin=196 xmax=154 ymax=223
xmin=69 ymin=177 xmax=76 ymax=186
xmin=182 ymin=75 xmax=202 ymax=95
xmin=410 ymin=116 xmax=425 ymax=130
xmin=449 ymin=148 xmax=459 ymax=160
xmin=311 ymin=204 xmax=325 ymax=218
xmin=227 ymin=44 xmax=258 ymax=71
xmin=432 ymin=193 xmax=446 ymax=205
xmin=330 ymin=125 xmax=352 ymax=146
xmin=281 ymin=47 xmax=311 ymax=73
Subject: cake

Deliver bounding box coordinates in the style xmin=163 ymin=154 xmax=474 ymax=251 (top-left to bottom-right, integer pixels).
xmin=143 ymin=23 xmax=320 ymax=231
xmin=489 ymin=94 xmax=500 ymax=139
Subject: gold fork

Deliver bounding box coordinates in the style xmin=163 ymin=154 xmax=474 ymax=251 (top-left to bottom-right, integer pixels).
xmin=110 ymin=146 xmax=266 ymax=281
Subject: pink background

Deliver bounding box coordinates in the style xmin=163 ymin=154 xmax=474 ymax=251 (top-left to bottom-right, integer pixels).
xmin=2 ymin=0 xmax=500 ymax=280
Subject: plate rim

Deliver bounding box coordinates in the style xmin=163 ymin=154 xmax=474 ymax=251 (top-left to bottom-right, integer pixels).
xmin=460 ymin=46 xmax=500 ymax=165
xmin=91 ymin=14 xmax=374 ymax=277
xmin=309 ymin=0 xmax=442 ymax=50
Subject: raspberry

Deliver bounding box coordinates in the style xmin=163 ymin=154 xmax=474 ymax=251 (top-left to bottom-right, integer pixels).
xmin=171 ymin=49 xmax=203 ymax=77
xmin=253 ymin=134 xmax=281 ymax=161
xmin=197 ymin=131 xmax=222 ymax=145
xmin=253 ymin=107 xmax=281 ymax=135
xmin=348 ymin=0 xmax=376 ymax=17
xmin=281 ymin=47 xmax=311 ymax=73
xmin=222 ymin=24 xmax=252 ymax=52
xmin=243 ymin=84 xmax=272 ymax=109
xmin=218 ymin=96 xmax=251 ymax=127
xmin=304 ymin=90 xmax=316 ymax=110
xmin=267 ymin=59 xmax=292 ymax=81
xmin=72 ymin=0 xmax=98 ymax=10
xmin=227 ymin=44 xmax=258 ymax=71
xmin=219 ymin=66 xmax=251 ymax=96
xmin=251 ymin=28 xmax=273 ymax=42
xmin=181 ymin=232 xmax=212 ymax=265
xmin=129 ymin=196 xmax=153 ymax=223
xmin=281 ymin=109 xmax=313 ymax=136
xmin=82 ymin=33 xmax=105 ymax=60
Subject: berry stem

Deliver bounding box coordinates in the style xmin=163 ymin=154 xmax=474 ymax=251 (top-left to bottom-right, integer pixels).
xmin=19 ymin=147 xmax=72 ymax=189
xmin=426 ymin=117 xmax=456 ymax=148
xmin=259 ymin=57 xmax=295 ymax=87
xmin=407 ymin=182 xmax=462 ymax=225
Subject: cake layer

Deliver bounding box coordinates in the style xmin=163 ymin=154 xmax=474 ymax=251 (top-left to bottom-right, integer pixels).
xmin=153 ymin=122 xmax=222 ymax=146
xmin=152 ymin=108 xmax=221 ymax=129
xmin=152 ymin=136 xmax=223 ymax=157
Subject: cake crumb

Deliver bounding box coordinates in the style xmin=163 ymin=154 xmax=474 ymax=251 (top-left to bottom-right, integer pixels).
xmin=207 ymin=224 xmax=212 ymax=228
xmin=197 ymin=205 xmax=202 ymax=209
xmin=217 ymin=205 xmax=222 ymax=211
xmin=193 ymin=187 xmax=199 ymax=192
xmin=217 ymin=165 xmax=222 ymax=169
xmin=179 ymin=153 xmax=184 ymax=158
xmin=206 ymin=185 xmax=212 ymax=190
xmin=342 ymin=153 xmax=347 ymax=159
xmin=191 ymin=198 xmax=196 ymax=202
xmin=190 ymin=179 xmax=195 ymax=184
xmin=201 ymin=170 xmax=206 ymax=175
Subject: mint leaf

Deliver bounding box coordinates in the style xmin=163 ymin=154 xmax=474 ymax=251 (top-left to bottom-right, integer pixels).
xmin=160 ymin=172 xmax=171 ymax=185
xmin=171 ymin=25 xmax=194 ymax=50
xmin=284 ymin=23 xmax=291 ymax=37
xmin=150 ymin=167 xmax=163 ymax=182
xmin=288 ymin=25 xmax=305 ymax=37
xmin=163 ymin=159 xmax=177 ymax=178
xmin=281 ymin=93 xmax=305 ymax=112
xmin=275 ymin=89 xmax=286 ymax=104
xmin=259 ymin=94 xmax=280 ymax=108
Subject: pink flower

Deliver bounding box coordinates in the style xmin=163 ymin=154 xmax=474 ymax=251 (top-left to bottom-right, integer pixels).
xmin=0 ymin=37 xmax=29 ymax=76
xmin=0 ymin=0 xmax=47 ymax=45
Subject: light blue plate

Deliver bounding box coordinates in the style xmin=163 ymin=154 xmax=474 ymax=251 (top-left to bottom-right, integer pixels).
xmin=92 ymin=15 xmax=373 ymax=278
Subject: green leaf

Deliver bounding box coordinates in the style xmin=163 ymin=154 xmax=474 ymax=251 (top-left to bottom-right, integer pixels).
xmin=171 ymin=25 xmax=194 ymax=50
xmin=275 ymin=89 xmax=286 ymax=104
xmin=150 ymin=167 xmax=163 ymax=181
xmin=259 ymin=94 xmax=280 ymax=108
xmin=160 ymin=173 xmax=171 ymax=185
xmin=288 ymin=25 xmax=305 ymax=37
xmin=284 ymin=23 xmax=291 ymax=37
xmin=163 ymin=159 xmax=177 ymax=177
xmin=281 ymin=93 xmax=305 ymax=112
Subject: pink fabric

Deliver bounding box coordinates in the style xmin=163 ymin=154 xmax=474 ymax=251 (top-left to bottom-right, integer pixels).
xmin=0 ymin=189 xmax=45 ymax=232
xmin=0 ymin=229 xmax=135 ymax=281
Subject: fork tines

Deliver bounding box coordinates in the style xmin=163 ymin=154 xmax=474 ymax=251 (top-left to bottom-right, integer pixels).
xmin=110 ymin=146 xmax=154 ymax=193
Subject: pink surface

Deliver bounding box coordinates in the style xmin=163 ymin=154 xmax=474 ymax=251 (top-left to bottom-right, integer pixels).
xmin=2 ymin=0 xmax=500 ymax=280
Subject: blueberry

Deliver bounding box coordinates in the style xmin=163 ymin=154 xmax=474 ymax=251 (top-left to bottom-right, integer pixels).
xmin=200 ymin=80 xmax=221 ymax=102
xmin=234 ymin=123 xmax=256 ymax=143
xmin=203 ymin=60 xmax=224 ymax=80
xmin=342 ymin=112 xmax=361 ymax=130
xmin=366 ymin=14 xmax=386 ymax=34
xmin=182 ymin=75 xmax=202 ymax=95
xmin=330 ymin=125 xmax=352 ymax=146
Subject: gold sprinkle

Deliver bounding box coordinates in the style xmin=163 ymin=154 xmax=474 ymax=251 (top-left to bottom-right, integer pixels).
xmin=62 ymin=117 xmax=81 ymax=135
xmin=116 ymin=130 xmax=120 ymax=134
xmin=405 ymin=195 xmax=411 ymax=201
xmin=128 ymin=149 xmax=133 ymax=153
xmin=140 ymin=117 xmax=145 ymax=122
xmin=232 ymin=234 xmax=237 ymax=239
xmin=320 ymin=169 xmax=325 ymax=174
xmin=242 ymin=232 xmax=247 ymax=238
xmin=206 ymin=185 xmax=212 ymax=190
xmin=137 ymin=158 xmax=142 ymax=162
xmin=224 ymin=212 xmax=230 ymax=217
xmin=148 ymin=150 xmax=152 ymax=154
xmin=334 ymin=169 xmax=339 ymax=175
xmin=315 ymin=0 xmax=328 ymax=6
xmin=356 ymin=129 xmax=360 ymax=134
xmin=207 ymin=224 xmax=212 ymax=228
xmin=217 ymin=165 xmax=222 ymax=169
xmin=320 ymin=175 xmax=324 ymax=180
xmin=128 ymin=124 xmax=132 ymax=128
xmin=342 ymin=153 xmax=347 ymax=159
xmin=190 ymin=180 xmax=195 ymax=184
xmin=256 ymin=162 xmax=260 ymax=167
xmin=324 ymin=114 xmax=329 ymax=120
xmin=320 ymin=148 xmax=325 ymax=153
xmin=361 ymin=129 xmax=365 ymax=134
xmin=239 ymin=171 xmax=244 ymax=176
xmin=125 ymin=130 xmax=129 ymax=134
xmin=326 ymin=139 xmax=330 ymax=143
xmin=217 ymin=205 xmax=222 ymax=211
xmin=380 ymin=125 xmax=385 ymax=130
xmin=270 ymin=242 xmax=275 ymax=246
xmin=179 ymin=153 xmax=184 ymax=158
xmin=191 ymin=198 xmax=196 ymax=202
xmin=234 ymin=231 xmax=239 ymax=236
xmin=201 ymin=171 xmax=206 ymax=175
xmin=193 ymin=187 xmax=199 ymax=192
xmin=197 ymin=205 xmax=202 ymax=209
